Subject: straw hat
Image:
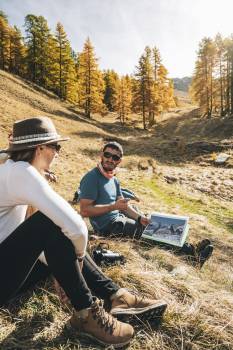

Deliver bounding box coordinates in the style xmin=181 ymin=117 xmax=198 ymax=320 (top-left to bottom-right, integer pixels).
xmin=0 ymin=116 xmax=69 ymax=153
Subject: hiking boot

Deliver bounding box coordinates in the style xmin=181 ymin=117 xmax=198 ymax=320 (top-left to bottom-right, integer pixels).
xmin=199 ymin=244 xmax=214 ymax=268
xmin=110 ymin=288 xmax=167 ymax=323
xmin=66 ymin=298 xmax=134 ymax=348
xmin=195 ymin=239 xmax=211 ymax=255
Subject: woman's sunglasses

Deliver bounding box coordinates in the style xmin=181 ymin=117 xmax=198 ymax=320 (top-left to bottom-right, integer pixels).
xmin=103 ymin=151 xmax=121 ymax=161
xmin=46 ymin=143 xmax=61 ymax=153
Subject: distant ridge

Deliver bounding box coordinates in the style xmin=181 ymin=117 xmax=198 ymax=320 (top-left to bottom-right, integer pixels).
xmin=173 ymin=76 xmax=192 ymax=92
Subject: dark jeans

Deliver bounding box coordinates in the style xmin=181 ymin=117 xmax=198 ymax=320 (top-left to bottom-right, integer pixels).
xmin=99 ymin=214 xmax=195 ymax=258
xmin=0 ymin=211 xmax=118 ymax=310
xmin=100 ymin=214 xmax=144 ymax=240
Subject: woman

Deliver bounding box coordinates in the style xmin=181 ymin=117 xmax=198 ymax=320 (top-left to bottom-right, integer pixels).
xmin=0 ymin=117 xmax=167 ymax=348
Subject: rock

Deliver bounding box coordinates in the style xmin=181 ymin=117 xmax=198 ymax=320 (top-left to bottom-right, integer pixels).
xmin=164 ymin=175 xmax=178 ymax=184
xmin=223 ymin=180 xmax=233 ymax=186
xmin=138 ymin=160 xmax=149 ymax=170
xmin=199 ymin=162 xmax=209 ymax=167
xmin=214 ymin=153 xmax=230 ymax=164
xmin=212 ymin=180 xmax=219 ymax=185
xmin=148 ymin=158 xmax=157 ymax=170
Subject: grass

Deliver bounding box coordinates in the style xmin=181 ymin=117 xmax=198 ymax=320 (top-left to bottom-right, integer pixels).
xmin=1 ymin=69 xmax=233 ymax=350
xmin=145 ymin=178 xmax=233 ymax=235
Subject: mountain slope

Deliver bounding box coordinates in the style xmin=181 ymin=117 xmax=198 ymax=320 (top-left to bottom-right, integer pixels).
xmin=0 ymin=70 xmax=233 ymax=350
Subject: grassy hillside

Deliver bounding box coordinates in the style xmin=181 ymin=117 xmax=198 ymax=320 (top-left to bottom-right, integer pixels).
xmin=0 ymin=70 xmax=233 ymax=350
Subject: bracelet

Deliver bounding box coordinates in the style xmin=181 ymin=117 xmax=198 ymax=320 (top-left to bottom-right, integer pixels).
xmin=137 ymin=215 xmax=141 ymax=223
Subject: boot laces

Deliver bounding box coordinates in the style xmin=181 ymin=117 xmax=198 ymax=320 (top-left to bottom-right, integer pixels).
xmin=120 ymin=290 xmax=145 ymax=308
xmin=92 ymin=299 xmax=117 ymax=334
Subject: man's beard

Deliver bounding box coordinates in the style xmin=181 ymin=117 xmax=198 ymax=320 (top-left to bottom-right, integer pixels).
xmin=102 ymin=161 xmax=116 ymax=172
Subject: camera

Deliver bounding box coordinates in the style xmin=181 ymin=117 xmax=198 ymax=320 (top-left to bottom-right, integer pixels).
xmin=92 ymin=248 xmax=126 ymax=266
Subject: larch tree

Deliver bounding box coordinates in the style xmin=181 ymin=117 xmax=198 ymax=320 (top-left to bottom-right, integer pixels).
xmin=226 ymin=37 xmax=233 ymax=115
xmin=0 ymin=11 xmax=10 ymax=71
xmin=134 ymin=47 xmax=154 ymax=129
xmin=54 ymin=22 xmax=77 ymax=101
xmin=223 ymin=37 xmax=232 ymax=115
xmin=134 ymin=46 xmax=174 ymax=129
xmin=116 ymin=75 xmax=132 ymax=125
xmin=77 ymin=38 xmax=105 ymax=118
xmin=8 ymin=26 xmax=26 ymax=76
xmin=191 ymin=37 xmax=216 ymax=117
xmin=215 ymin=33 xmax=225 ymax=116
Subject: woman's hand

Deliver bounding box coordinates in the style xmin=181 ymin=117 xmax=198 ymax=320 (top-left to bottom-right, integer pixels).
xmin=44 ymin=170 xmax=57 ymax=182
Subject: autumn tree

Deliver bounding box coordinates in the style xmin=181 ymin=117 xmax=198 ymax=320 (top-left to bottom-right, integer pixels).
xmin=77 ymin=38 xmax=105 ymax=118
xmin=224 ymin=37 xmax=233 ymax=115
xmin=54 ymin=22 xmax=77 ymax=101
xmin=134 ymin=46 xmax=174 ymax=129
xmin=0 ymin=11 xmax=10 ymax=70
xmin=8 ymin=26 xmax=26 ymax=76
xmin=116 ymin=75 xmax=132 ymax=125
xmin=191 ymin=37 xmax=216 ymax=117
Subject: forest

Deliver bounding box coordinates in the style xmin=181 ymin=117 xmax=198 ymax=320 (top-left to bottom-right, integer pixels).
xmin=0 ymin=10 xmax=175 ymax=129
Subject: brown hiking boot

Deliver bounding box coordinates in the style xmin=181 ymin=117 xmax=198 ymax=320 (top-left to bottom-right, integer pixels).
xmin=66 ymin=298 xmax=134 ymax=348
xmin=110 ymin=288 xmax=167 ymax=323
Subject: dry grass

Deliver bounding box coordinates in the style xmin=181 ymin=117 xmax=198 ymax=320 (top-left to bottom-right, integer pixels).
xmin=0 ymin=70 xmax=233 ymax=349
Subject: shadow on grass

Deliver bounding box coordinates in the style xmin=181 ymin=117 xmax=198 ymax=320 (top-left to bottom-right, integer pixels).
xmin=0 ymin=281 xmax=163 ymax=350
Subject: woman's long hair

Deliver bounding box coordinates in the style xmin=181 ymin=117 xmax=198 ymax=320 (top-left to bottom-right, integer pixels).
xmin=9 ymin=149 xmax=36 ymax=163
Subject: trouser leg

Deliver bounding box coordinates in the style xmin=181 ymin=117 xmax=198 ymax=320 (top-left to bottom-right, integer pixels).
xmin=16 ymin=260 xmax=50 ymax=296
xmin=0 ymin=211 xmax=92 ymax=310
xmin=101 ymin=214 xmax=143 ymax=239
xmin=82 ymin=253 xmax=119 ymax=299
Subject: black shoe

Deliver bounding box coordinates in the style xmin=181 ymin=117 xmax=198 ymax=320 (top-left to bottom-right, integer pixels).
xmin=196 ymin=239 xmax=211 ymax=254
xmin=199 ymin=244 xmax=213 ymax=268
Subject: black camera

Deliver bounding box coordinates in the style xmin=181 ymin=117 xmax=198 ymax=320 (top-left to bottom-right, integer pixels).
xmin=92 ymin=248 xmax=126 ymax=266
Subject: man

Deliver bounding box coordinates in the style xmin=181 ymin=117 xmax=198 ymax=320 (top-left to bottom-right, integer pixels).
xmin=79 ymin=141 xmax=149 ymax=239
xmin=79 ymin=141 xmax=213 ymax=268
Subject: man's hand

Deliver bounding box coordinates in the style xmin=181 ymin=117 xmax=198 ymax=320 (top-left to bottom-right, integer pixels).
xmin=140 ymin=215 xmax=150 ymax=226
xmin=113 ymin=198 xmax=130 ymax=211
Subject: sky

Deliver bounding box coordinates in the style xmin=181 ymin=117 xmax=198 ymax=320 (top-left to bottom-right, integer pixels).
xmin=1 ymin=0 xmax=233 ymax=78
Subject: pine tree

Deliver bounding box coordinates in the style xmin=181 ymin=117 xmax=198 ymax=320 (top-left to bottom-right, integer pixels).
xmin=77 ymin=38 xmax=105 ymax=118
xmin=103 ymin=69 xmax=120 ymax=111
xmin=8 ymin=26 xmax=26 ymax=76
xmin=24 ymin=15 xmax=54 ymax=87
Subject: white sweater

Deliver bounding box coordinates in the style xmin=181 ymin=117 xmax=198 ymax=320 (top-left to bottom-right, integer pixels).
xmin=0 ymin=159 xmax=88 ymax=258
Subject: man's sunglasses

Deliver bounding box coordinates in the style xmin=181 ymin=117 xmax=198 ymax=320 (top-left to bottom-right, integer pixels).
xmin=46 ymin=143 xmax=61 ymax=152
xmin=103 ymin=151 xmax=121 ymax=161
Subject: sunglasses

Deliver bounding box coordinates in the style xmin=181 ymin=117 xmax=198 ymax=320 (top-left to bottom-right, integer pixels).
xmin=103 ymin=151 xmax=121 ymax=161
xmin=46 ymin=143 xmax=61 ymax=152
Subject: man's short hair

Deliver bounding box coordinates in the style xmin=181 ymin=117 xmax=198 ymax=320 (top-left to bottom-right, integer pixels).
xmin=102 ymin=141 xmax=123 ymax=156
